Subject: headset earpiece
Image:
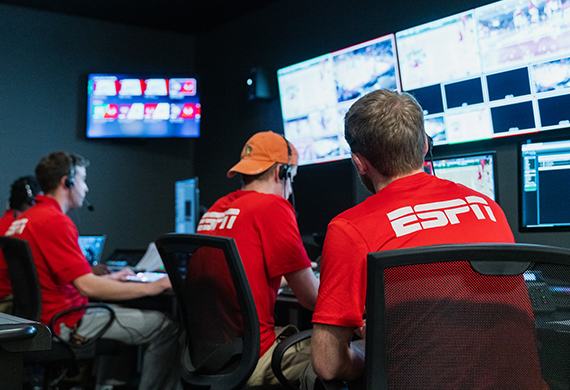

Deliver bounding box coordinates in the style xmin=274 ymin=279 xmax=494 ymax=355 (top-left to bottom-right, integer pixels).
xmin=279 ymin=134 xmax=292 ymax=181
xmin=64 ymin=176 xmax=75 ymax=189
xmin=278 ymin=164 xmax=292 ymax=180
xmin=427 ymin=134 xmax=434 ymax=157
xmin=65 ymin=157 xmax=75 ymax=189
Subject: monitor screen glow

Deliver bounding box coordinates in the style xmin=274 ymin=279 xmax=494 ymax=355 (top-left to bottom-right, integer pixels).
xmin=87 ymin=74 xmax=200 ymax=138
xmin=425 ymin=152 xmax=497 ymax=201
xmin=520 ymin=138 xmax=570 ymax=230
xmin=396 ymin=0 xmax=570 ymax=147
xmin=277 ymin=34 xmax=400 ymax=166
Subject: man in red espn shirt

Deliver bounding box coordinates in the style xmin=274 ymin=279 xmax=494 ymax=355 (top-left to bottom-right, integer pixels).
xmin=308 ymin=90 xmax=542 ymax=389
xmin=197 ymin=131 xmax=319 ymax=386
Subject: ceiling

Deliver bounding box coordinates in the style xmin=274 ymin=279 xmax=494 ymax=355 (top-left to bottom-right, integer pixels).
xmin=0 ymin=0 xmax=279 ymax=35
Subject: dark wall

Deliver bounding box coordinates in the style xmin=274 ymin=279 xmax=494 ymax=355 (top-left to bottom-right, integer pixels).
xmin=0 ymin=4 xmax=198 ymax=254
xmin=196 ymin=0 xmax=570 ymax=247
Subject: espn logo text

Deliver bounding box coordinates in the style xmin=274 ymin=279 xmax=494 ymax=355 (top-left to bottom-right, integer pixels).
xmin=5 ymin=219 xmax=28 ymax=236
xmin=387 ymin=196 xmax=496 ymax=238
xmin=197 ymin=209 xmax=240 ymax=232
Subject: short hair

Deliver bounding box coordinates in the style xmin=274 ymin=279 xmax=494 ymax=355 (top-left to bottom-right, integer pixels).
xmin=35 ymin=152 xmax=89 ymax=194
xmin=241 ymin=163 xmax=279 ymax=186
xmin=344 ymin=89 xmax=426 ymax=177
xmin=9 ymin=175 xmax=41 ymax=211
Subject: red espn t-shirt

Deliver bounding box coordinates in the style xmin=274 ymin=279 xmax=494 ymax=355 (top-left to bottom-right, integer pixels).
xmin=0 ymin=209 xmax=16 ymax=298
xmin=6 ymin=195 xmax=91 ymax=327
xmin=197 ymin=190 xmax=311 ymax=356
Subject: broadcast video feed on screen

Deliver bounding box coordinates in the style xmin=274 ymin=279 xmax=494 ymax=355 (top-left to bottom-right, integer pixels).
xmin=396 ymin=0 xmax=570 ymax=148
xmin=521 ymin=139 xmax=570 ymax=229
xmin=277 ymin=34 xmax=399 ymax=165
xmin=396 ymin=12 xmax=481 ymax=91
xmin=87 ymin=75 xmax=200 ymax=138
xmin=425 ymin=153 xmax=497 ymax=201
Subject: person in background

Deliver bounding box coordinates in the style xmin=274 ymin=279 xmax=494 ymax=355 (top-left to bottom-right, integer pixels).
xmin=0 ymin=175 xmax=42 ymax=312
xmin=307 ymin=90 xmax=542 ymax=389
xmin=5 ymin=151 xmax=182 ymax=390
xmin=197 ymin=131 xmax=319 ymax=386
xmin=0 ymin=175 xmax=41 ymax=232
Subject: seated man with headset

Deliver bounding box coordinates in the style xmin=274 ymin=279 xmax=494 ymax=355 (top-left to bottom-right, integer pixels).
xmin=5 ymin=151 xmax=182 ymax=390
xmin=197 ymin=131 xmax=319 ymax=386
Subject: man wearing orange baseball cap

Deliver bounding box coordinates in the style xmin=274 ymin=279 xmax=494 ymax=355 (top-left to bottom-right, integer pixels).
xmin=197 ymin=131 xmax=319 ymax=386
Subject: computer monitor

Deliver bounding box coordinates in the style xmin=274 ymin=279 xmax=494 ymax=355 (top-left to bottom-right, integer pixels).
xmin=277 ymin=33 xmax=400 ymax=166
xmin=396 ymin=0 xmax=570 ymax=147
xmin=175 ymin=177 xmax=200 ymax=233
xmin=520 ymin=138 xmax=570 ymax=231
xmin=425 ymin=152 xmax=497 ymax=201
xmin=78 ymin=235 xmax=106 ymax=266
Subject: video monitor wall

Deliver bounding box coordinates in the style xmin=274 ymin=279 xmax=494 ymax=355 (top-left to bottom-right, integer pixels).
xmin=277 ymin=34 xmax=400 ymax=166
xmin=425 ymin=152 xmax=497 ymax=201
xmin=87 ymin=74 xmax=201 ymax=138
xmin=396 ymin=0 xmax=570 ymax=146
xmin=520 ymin=138 xmax=570 ymax=230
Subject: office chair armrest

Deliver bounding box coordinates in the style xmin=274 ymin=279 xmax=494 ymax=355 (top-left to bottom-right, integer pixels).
xmin=49 ymin=303 xmax=116 ymax=349
xmin=271 ymin=328 xmax=313 ymax=390
xmin=271 ymin=328 xmax=349 ymax=390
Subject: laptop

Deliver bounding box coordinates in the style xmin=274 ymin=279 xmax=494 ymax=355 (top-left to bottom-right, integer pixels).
xmin=78 ymin=235 xmax=106 ymax=266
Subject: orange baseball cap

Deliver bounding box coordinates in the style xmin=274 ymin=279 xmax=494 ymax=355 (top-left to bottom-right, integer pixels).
xmin=227 ymin=131 xmax=298 ymax=178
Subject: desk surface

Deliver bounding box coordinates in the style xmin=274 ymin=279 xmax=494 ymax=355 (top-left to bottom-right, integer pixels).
xmin=0 ymin=312 xmax=51 ymax=352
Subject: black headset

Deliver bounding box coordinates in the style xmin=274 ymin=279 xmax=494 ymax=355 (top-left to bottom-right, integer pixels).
xmin=426 ymin=133 xmax=436 ymax=176
xmin=23 ymin=178 xmax=34 ymax=204
xmin=278 ymin=135 xmax=292 ymax=181
xmin=64 ymin=156 xmax=75 ymax=189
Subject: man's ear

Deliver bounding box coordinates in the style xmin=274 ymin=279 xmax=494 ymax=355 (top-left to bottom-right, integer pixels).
xmin=271 ymin=164 xmax=282 ymax=183
xmin=351 ymin=153 xmax=369 ymax=175
xmin=59 ymin=175 xmax=69 ymax=190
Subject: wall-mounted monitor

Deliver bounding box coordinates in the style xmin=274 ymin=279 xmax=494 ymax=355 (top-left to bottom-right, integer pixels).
xmin=520 ymin=138 xmax=570 ymax=231
xmin=396 ymin=0 xmax=570 ymax=147
xmin=425 ymin=152 xmax=497 ymax=201
xmin=86 ymin=74 xmax=200 ymax=138
xmin=277 ymin=34 xmax=400 ymax=166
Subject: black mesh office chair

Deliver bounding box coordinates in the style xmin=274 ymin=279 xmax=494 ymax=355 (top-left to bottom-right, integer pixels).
xmin=365 ymin=243 xmax=570 ymax=390
xmin=0 ymin=236 xmax=117 ymax=389
xmin=155 ymin=233 xmax=312 ymax=390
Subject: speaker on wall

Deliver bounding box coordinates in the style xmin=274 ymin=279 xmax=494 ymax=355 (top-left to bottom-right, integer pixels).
xmin=247 ymin=67 xmax=272 ymax=101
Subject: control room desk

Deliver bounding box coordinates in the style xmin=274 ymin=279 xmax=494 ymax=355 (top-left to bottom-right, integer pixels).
xmin=275 ymin=294 xmax=313 ymax=331
xmin=0 ymin=312 xmax=51 ymax=390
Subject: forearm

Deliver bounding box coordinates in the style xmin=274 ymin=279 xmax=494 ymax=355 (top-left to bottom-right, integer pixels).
xmin=311 ymin=323 xmax=365 ymax=382
xmin=73 ymin=274 xmax=165 ymax=300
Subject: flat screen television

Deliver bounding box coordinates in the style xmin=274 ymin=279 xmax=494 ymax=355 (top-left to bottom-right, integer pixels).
xmin=520 ymin=138 xmax=570 ymax=230
xmin=424 ymin=152 xmax=497 ymax=201
xmin=86 ymin=74 xmax=200 ymax=138
xmin=396 ymin=0 xmax=570 ymax=147
xmin=277 ymin=34 xmax=400 ymax=165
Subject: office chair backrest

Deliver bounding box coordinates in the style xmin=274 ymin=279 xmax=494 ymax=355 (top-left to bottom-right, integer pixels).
xmin=0 ymin=236 xmax=42 ymax=321
xmin=366 ymin=243 xmax=570 ymax=390
xmin=155 ymin=233 xmax=260 ymax=390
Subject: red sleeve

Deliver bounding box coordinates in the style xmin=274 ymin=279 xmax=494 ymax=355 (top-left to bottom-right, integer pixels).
xmin=313 ymin=218 xmax=367 ymax=328
xmin=37 ymin=216 xmax=92 ymax=283
xmin=258 ymin=197 xmax=311 ymax=278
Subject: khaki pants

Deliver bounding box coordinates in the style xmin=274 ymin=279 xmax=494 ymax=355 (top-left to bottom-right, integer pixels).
xmin=246 ymin=325 xmax=311 ymax=387
xmin=0 ymin=295 xmax=13 ymax=314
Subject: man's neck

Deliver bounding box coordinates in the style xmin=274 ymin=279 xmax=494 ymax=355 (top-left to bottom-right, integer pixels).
xmin=373 ymin=169 xmax=424 ymax=194
xmin=46 ymin=190 xmax=70 ymax=214
xmin=241 ymin=179 xmax=283 ymax=197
